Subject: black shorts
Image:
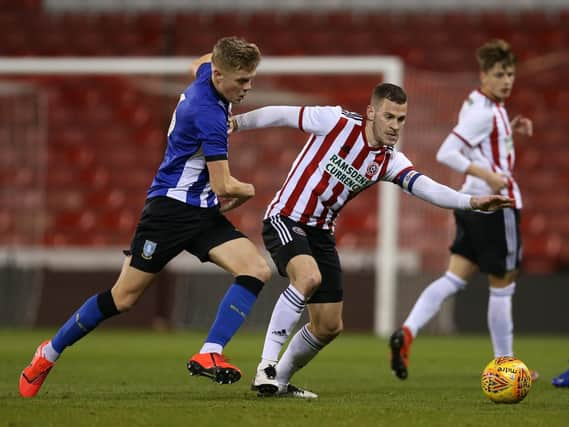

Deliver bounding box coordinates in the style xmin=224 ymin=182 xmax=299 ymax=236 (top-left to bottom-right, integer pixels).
xmin=450 ymin=208 xmax=522 ymax=276
xmin=126 ymin=196 xmax=246 ymax=273
xmin=262 ymin=215 xmax=342 ymax=304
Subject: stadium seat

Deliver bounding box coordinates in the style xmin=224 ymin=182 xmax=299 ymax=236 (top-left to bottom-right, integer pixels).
xmin=2 ymin=6 xmax=566 ymax=272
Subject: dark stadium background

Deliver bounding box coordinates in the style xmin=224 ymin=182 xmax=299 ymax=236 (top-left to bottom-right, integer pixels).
xmin=1 ymin=0 xmax=568 ymax=334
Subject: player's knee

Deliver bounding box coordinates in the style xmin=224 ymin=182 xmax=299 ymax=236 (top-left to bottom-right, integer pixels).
xmin=249 ymin=257 xmax=272 ymax=283
xmin=313 ymin=319 xmax=343 ymax=343
xmin=111 ymin=289 xmax=141 ymax=312
xmin=296 ymin=271 xmax=322 ymax=296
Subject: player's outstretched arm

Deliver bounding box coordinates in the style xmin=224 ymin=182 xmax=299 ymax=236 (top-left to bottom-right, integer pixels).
xmin=230 ymin=106 xmax=302 ymax=134
xmin=404 ymin=173 xmax=513 ymax=211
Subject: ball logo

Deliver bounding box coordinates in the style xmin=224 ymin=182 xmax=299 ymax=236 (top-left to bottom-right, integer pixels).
xmin=142 ymin=240 xmax=157 ymax=260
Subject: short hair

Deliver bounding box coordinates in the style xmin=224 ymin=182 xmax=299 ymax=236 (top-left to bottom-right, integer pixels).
xmin=476 ymin=39 xmax=516 ymax=72
xmin=371 ymin=83 xmax=407 ymax=105
xmin=212 ymin=36 xmax=261 ymax=72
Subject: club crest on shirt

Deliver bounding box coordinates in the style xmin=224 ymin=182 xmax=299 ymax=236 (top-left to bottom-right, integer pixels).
xmin=142 ymin=240 xmax=157 ymax=260
xmin=366 ymin=162 xmax=380 ymax=178
xmin=292 ymin=226 xmax=307 ymax=237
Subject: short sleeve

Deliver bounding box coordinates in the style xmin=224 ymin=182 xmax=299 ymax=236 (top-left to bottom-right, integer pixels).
xmin=383 ymin=150 xmax=414 ymax=183
xmin=452 ymin=102 xmax=493 ymax=147
xmin=299 ymin=106 xmax=343 ymax=135
xmin=196 ymin=107 xmax=229 ymax=161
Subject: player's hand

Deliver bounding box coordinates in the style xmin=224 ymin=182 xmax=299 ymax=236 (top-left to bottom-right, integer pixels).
xmin=227 ymin=117 xmax=238 ymax=135
xmin=511 ymin=115 xmax=533 ymax=136
xmin=486 ymin=171 xmax=509 ymax=193
xmin=470 ymin=195 xmax=514 ymax=211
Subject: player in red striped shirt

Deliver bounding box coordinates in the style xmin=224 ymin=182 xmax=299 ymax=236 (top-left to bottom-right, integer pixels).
xmin=231 ymin=82 xmax=513 ymax=398
xmin=390 ymin=40 xmax=538 ymax=382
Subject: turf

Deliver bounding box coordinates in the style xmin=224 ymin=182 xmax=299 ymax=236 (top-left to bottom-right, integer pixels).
xmin=1 ymin=329 xmax=567 ymax=427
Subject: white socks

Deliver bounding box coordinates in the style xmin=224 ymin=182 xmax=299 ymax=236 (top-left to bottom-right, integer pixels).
xmin=200 ymin=343 xmax=223 ymax=354
xmin=261 ymin=284 xmax=306 ymax=363
xmin=275 ymin=324 xmax=325 ymax=385
xmin=403 ymin=272 xmax=516 ymax=358
xmin=42 ymin=341 xmax=60 ymax=363
xmin=488 ymin=282 xmax=516 ymax=357
xmin=403 ymin=272 xmax=466 ymax=337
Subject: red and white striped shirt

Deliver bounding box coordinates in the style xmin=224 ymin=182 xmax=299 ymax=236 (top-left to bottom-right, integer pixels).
xmin=264 ymin=106 xmax=414 ymax=230
xmin=451 ymin=90 xmax=522 ymax=208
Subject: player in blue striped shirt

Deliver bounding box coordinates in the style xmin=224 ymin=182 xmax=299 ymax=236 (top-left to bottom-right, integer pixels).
xmin=19 ymin=37 xmax=271 ymax=398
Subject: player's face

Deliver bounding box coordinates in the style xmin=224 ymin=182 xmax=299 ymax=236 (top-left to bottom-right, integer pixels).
xmin=366 ymin=99 xmax=407 ymax=146
xmin=481 ymin=62 xmax=515 ymax=101
xmin=214 ymin=67 xmax=257 ymax=104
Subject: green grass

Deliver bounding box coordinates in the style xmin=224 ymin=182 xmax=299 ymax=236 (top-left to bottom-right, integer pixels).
xmin=1 ymin=329 xmax=568 ymax=427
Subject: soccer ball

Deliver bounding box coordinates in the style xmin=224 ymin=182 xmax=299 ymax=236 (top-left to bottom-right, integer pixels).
xmin=481 ymin=357 xmax=532 ymax=404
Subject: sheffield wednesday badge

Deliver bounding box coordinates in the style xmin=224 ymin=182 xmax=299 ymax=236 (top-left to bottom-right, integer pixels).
xmin=142 ymin=240 xmax=157 ymax=260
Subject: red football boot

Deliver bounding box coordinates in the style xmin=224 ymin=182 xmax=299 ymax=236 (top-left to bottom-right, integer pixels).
xmin=389 ymin=326 xmax=413 ymax=380
xmin=187 ymin=352 xmax=241 ymax=384
xmin=19 ymin=340 xmax=55 ymax=398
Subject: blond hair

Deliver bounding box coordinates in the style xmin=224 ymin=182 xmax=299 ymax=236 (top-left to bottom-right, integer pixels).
xmin=476 ymin=39 xmax=516 ymax=72
xmin=212 ymin=36 xmax=261 ymax=72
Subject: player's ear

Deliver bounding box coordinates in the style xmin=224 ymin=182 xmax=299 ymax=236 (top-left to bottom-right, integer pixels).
xmin=212 ymin=67 xmax=224 ymax=84
xmin=366 ymin=105 xmax=375 ymax=121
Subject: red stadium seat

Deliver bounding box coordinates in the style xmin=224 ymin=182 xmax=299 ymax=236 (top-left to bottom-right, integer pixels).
xmin=2 ymin=7 xmax=566 ymax=273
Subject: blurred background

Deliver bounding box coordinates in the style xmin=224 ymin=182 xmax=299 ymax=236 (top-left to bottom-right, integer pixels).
xmin=1 ymin=0 xmax=568 ymax=335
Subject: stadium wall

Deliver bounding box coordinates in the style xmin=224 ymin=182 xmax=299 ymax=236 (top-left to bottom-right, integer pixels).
xmin=2 ymin=268 xmax=567 ymax=334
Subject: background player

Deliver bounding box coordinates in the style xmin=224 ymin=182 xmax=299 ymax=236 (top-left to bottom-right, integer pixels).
xmin=389 ymin=39 xmax=537 ymax=381
xmin=19 ymin=36 xmax=271 ymax=398
xmin=230 ymin=83 xmax=513 ymax=398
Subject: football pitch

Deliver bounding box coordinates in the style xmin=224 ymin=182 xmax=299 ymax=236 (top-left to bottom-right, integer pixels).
xmin=1 ymin=329 xmax=567 ymax=427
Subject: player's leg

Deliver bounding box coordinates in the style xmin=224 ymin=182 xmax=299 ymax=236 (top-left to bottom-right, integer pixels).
xmin=254 ymin=217 xmax=340 ymax=396
xmin=273 ymin=301 xmax=342 ymax=399
xmin=253 ymin=254 xmax=320 ymax=394
xmin=486 ymin=271 xmax=541 ymax=379
xmin=187 ymin=229 xmax=271 ymax=384
xmin=261 ymin=255 xmax=320 ymax=365
xmin=268 ymin=244 xmax=341 ymax=399
xmin=202 ymin=236 xmax=271 ymax=352
xmin=20 ymin=197 xmax=189 ymax=397
xmin=19 ymin=257 xmax=156 ymax=398
xmin=479 ymin=209 xmax=537 ymax=380
xmin=250 ymin=217 xmax=320 ymax=392
xmin=402 ymin=255 xmax=475 ymax=339
xmin=390 ymin=210 xmax=478 ymax=380
xmin=487 ymin=270 xmax=518 ymax=358
xmin=478 ymin=208 xmax=521 ymax=357
xmin=390 ymin=255 xmax=475 ymax=378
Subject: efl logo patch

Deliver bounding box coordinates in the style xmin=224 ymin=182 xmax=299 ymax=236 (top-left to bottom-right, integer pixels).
xmin=292 ymin=226 xmax=307 ymax=237
xmin=142 ymin=240 xmax=157 ymax=260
